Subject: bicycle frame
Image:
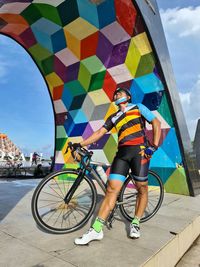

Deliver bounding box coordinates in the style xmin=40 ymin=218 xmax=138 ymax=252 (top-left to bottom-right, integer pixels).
xmin=88 ymin=160 xmax=138 ymax=206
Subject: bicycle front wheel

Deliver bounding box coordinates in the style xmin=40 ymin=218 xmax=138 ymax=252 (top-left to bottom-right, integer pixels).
xmin=119 ymin=170 xmax=164 ymax=223
xmin=31 ymin=169 xmax=97 ymax=234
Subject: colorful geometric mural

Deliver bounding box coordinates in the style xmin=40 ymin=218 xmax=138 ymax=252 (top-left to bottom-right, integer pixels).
xmin=0 ymin=0 xmax=190 ymax=195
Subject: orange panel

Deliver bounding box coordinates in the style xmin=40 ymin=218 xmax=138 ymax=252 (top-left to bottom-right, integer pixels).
xmin=53 ymin=85 xmax=64 ymax=101
xmin=0 ymin=14 xmax=29 ymax=26
xmin=1 ymin=23 xmax=29 ymax=35
xmin=80 ymin=32 xmax=98 ymax=60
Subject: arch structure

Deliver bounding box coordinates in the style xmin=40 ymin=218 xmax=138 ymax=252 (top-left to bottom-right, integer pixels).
xmin=0 ymin=0 xmax=199 ymax=195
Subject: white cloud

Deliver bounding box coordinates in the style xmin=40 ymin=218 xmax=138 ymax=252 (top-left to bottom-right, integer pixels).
xmin=179 ymin=75 xmax=200 ymax=140
xmin=160 ymin=6 xmax=200 ymax=38
xmin=160 ymin=6 xmax=200 ymax=140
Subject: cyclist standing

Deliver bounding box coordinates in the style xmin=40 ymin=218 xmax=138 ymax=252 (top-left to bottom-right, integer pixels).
xmin=32 ymin=152 xmax=39 ymax=166
xmin=72 ymin=87 xmax=161 ymax=245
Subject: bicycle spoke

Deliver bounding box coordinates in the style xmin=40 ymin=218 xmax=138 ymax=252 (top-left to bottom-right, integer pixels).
xmin=38 ymin=200 xmax=63 ymax=209
xmin=47 ymin=184 xmax=64 ymax=200
xmin=41 ymin=190 xmax=63 ymax=200
xmin=53 ymin=208 xmax=64 ymax=226
xmin=53 ymin=179 xmax=65 ymax=198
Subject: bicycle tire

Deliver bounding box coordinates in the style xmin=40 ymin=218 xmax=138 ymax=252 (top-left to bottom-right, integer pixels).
xmin=119 ymin=170 xmax=164 ymax=223
xmin=15 ymin=168 xmax=26 ymax=177
xmin=31 ymin=169 xmax=97 ymax=234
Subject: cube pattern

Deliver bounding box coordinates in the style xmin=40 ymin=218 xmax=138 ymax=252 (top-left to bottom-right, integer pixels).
xmin=0 ymin=0 xmax=189 ymax=195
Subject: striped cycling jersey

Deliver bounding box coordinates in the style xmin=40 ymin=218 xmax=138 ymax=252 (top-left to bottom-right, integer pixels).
xmin=103 ymin=103 xmax=155 ymax=146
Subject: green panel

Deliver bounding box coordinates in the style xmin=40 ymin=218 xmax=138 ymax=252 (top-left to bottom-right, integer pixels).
xmin=78 ymin=56 xmax=106 ymax=91
xmin=41 ymin=55 xmax=54 ymax=75
xmin=165 ymin=168 xmax=189 ymax=195
xmin=21 ymin=4 xmax=41 ymax=25
xmin=82 ymin=56 xmax=106 ymax=74
xmin=57 ymin=126 xmax=67 ymax=138
xmin=58 ymin=0 xmax=79 ymax=26
xmin=103 ymin=135 xmax=118 ymax=163
xmin=34 ymin=4 xmax=62 ymax=26
xmin=158 ymin=93 xmax=174 ymax=127
xmin=63 ymin=163 xmax=79 ymax=169
xmin=29 ymin=44 xmax=53 ymax=72
xmin=135 ymin=53 xmax=155 ymax=78
xmin=66 ymin=80 xmax=86 ymax=96
xmin=78 ymin=63 xmax=91 ymax=91
xmin=29 ymin=43 xmax=52 ymax=61
xmin=89 ymin=71 xmax=106 ymax=91
xmin=57 ymin=172 xmax=77 ymax=181
xmin=56 ymin=138 xmax=67 ymax=150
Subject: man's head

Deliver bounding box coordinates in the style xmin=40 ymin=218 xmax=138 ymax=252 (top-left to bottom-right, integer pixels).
xmin=113 ymin=87 xmax=132 ymax=105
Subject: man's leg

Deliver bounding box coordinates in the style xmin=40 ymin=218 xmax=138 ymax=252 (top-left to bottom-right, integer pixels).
xmin=74 ymin=179 xmax=124 ymax=245
xmin=97 ymin=179 xmax=123 ymax=220
xmin=129 ymin=145 xmax=150 ymax=238
xmin=74 ymin=155 xmax=129 ymax=245
xmin=134 ymin=180 xmax=148 ymax=218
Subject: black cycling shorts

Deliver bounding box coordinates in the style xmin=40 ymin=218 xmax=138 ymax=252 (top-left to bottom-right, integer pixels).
xmin=109 ymin=145 xmax=150 ymax=183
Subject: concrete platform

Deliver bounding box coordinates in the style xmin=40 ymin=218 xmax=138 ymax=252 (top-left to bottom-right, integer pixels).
xmin=0 ymin=178 xmax=200 ymax=267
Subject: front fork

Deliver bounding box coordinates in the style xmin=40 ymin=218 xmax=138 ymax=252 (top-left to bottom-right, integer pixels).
xmin=64 ymin=169 xmax=85 ymax=204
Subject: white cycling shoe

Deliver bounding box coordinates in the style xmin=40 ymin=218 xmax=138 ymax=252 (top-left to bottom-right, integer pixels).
xmin=129 ymin=223 xmax=140 ymax=239
xmin=74 ymin=228 xmax=104 ymax=245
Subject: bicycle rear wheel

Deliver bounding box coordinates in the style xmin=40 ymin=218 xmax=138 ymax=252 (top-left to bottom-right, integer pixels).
xmin=119 ymin=170 xmax=164 ymax=223
xmin=31 ymin=169 xmax=97 ymax=234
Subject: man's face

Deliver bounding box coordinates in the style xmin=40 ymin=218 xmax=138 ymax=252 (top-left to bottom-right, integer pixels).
xmin=114 ymin=90 xmax=129 ymax=101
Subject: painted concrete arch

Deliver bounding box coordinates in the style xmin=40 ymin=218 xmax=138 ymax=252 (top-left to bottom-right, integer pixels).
xmin=0 ymin=0 xmax=199 ymax=195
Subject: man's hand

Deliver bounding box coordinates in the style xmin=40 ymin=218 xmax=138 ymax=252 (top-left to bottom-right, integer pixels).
xmin=144 ymin=145 xmax=158 ymax=159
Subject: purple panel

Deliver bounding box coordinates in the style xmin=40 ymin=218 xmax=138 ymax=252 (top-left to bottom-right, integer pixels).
xmin=54 ymin=57 xmax=80 ymax=83
xmin=54 ymin=57 xmax=67 ymax=82
xmin=89 ymin=134 xmax=110 ymax=149
xmin=118 ymin=79 xmax=132 ymax=90
xmin=82 ymin=123 xmax=93 ymax=139
xmin=96 ymin=32 xmax=113 ymax=67
xmin=54 ymin=163 xmax=64 ymax=171
xmin=107 ymin=40 xmax=130 ymax=68
xmin=67 ymin=62 xmax=80 ymax=82
xmin=56 ymin=112 xmax=67 ymax=125
xmin=19 ymin=27 xmax=37 ymax=48
xmin=133 ymin=14 xmax=145 ymax=36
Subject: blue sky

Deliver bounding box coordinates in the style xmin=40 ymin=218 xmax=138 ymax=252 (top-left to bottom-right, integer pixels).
xmin=0 ymin=36 xmax=54 ymax=158
xmin=157 ymin=0 xmax=200 ymax=139
xmin=0 ymin=0 xmax=199 ymax=158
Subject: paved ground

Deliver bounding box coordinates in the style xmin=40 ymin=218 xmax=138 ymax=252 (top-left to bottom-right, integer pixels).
xmin=0 ymin=178 xmax=200 ymax=267
xmin=176 ymin=235 xmax=200 ymax=267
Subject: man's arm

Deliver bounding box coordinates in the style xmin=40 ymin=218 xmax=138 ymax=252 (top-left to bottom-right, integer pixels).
xmin=151 ymin=118 xmax=161 ymax=147
xmin=80 ymin=127 xmax=108 ymax=147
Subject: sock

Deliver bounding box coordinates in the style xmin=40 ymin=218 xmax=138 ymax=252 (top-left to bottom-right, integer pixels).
xmin=92 ymin=217 xmax=105 ymax=233
xmin=131 ymin=216 xmax=140 ymax=226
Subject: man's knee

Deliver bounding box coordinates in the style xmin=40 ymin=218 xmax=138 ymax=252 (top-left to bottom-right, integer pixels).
xmin=106 ymin=181 xmax=122 ymax=196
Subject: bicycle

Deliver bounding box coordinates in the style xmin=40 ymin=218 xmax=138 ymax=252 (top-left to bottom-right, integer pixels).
xmin=1 ymin=161 xmax=26 ymax=178
xmin=31 ymin=142 xmax=164 ymax=234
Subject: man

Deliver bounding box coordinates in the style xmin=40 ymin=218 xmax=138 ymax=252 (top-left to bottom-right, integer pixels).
xmin=72 ymin=87 xmax=161 ymax=245
xmin=32 ymin=152 xmax=39 ymax=166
